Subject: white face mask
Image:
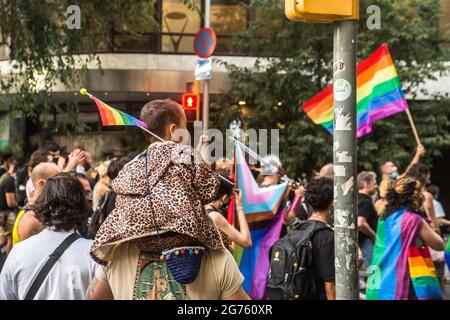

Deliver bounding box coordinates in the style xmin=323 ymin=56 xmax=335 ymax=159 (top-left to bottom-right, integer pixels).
xmin=76 ymin=165 xmax=86 ymax=175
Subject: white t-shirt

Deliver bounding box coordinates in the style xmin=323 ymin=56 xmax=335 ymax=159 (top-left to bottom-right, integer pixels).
xmin=0 ymin=228 xmax=97 ymax=300
xmin=433 ymin=199 xmax=446 ymax=219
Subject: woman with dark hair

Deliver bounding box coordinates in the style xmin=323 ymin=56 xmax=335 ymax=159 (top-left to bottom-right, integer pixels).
xmin=205 ymin=174 xmax=252 ymax=249
xmin=0 ymin=173 xmax=97 ymax=300
xmin=367 ymin=176 xmax=444 ymax=300
xmin=405 ymin=164 xmax=440 ymax=234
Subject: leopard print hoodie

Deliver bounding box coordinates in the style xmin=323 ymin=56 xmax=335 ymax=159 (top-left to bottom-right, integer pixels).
xmin=90 ymin=141 xmax=225 ymax=265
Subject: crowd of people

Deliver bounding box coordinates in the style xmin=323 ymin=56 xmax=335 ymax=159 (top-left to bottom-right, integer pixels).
xmin=0 ymin=98 xmax=448 ymax=300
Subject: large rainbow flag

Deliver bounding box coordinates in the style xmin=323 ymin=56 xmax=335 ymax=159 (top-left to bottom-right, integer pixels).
xmin=233 ymin=144 xmax=288 ymax=299
xmin=366 ymin=208 xmax=443 ymax=300
xmin=81 ymin=89 xmax=148 ymax=128
xmin=303 ymin=43 xmax=408 ymax=137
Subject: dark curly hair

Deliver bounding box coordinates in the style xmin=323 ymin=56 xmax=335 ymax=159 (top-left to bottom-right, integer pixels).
xmin=107 ymin=157 xmax=130 ymax=180
xmin=304 ymin=177 xmax=334 ymax=212
xmin=33 ymin=172 xmax=90 ymax=232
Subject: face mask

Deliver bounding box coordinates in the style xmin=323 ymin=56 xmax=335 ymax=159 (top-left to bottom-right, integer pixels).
xmin=389 ymin=172 xmax=398 ymax=181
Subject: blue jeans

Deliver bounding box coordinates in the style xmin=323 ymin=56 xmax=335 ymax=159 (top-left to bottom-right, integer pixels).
xmin=360 ymin=237 xmax=374 ymax=270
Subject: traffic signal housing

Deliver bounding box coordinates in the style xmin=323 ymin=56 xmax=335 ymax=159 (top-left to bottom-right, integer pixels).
xmin=285 ymin=0 xmax=359 ymax=23
xmin=182 ymin=93 xmax=198 ymax=110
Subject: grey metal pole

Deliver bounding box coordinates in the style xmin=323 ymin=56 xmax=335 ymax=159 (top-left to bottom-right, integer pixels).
xmin=202 ymin=0 xmax=211 ymax=131
xmin=333 ymin=19 xmax=359 ymax=300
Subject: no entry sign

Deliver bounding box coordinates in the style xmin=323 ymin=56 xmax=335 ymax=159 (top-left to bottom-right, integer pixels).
xmin=193 ymin=28 xmax=216 ymax=58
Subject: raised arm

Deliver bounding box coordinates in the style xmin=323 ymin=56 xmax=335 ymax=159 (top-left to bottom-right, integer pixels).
xmin=401 ymin=145 xmax=425 ymax=177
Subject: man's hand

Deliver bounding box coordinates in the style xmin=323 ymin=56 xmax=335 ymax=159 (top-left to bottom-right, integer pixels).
xmin=196 ymin=134 xmax=209 ymax=150
xmin=294 ymin=185 xmax=304 ymax=198
xmin=63 ymin=149 xmax=86 ymax=172
xmin=416 ymin=144 xmax=425 ymax=158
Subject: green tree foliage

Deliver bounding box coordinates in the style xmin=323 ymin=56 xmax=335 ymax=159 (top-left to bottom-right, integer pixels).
xmin=211 ymin=0 xmax=450 ymax=177
xmin=0 ymin=0 xmax=198 ymax=143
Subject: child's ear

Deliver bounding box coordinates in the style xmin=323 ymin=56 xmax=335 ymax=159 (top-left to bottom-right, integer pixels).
xmin=169 ymin=123 xmax=177 ymax=135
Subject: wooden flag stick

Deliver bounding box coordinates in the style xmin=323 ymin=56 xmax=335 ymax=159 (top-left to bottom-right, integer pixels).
xmin=405 ymin=109 xmax=421 ymax=146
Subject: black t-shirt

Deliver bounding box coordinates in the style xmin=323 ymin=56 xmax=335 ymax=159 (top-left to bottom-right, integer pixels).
xmin=357 ymin=193 xmax=378 ymax=244
xmin=0 ymin=167 xmax=6 ymax=177
xmin=304 ymin=220 xmax=335 ymax=300
xmin=0 ymin=175 xmax=16 ymax=211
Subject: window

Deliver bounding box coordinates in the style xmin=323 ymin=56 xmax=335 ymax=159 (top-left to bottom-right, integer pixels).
xmin=211 ymin=0 xmax=248 ymax=54
xmin=112 ymin=1 xmax=159 ymax=52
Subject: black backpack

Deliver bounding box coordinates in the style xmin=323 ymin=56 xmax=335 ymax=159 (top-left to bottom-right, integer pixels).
xmin=267 ymin=221 xmax=331 ymax=300
xmin=86 ymin=191 xmax=115 ymax=239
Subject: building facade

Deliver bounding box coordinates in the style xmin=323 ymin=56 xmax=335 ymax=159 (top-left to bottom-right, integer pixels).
xmin=0 ymin=0 xmax=449 ymax=158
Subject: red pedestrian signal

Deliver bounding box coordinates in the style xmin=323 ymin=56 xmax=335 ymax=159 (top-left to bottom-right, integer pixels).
xmin=182 ymin=93 xmax=198 ymax=110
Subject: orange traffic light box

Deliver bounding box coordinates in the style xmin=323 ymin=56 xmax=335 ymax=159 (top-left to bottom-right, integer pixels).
xmin=285 ymin=0 xmax=359 ymax=23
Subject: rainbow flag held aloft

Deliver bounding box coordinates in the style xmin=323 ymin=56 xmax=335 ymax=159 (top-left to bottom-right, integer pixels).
xmin=303 ymin=43 xmax=408 ymax=137
xmin=83 ymin=90 xmax=148 ymax=128
xmin=445 ymin=237 xmax=450 ymax=271
xmin=366 ymin=208 xmax=443 ymax=300
xmin=233 ymin=144 xmax=288 ymax=299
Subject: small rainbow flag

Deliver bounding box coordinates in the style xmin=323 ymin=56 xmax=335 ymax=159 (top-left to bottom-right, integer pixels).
xmin=80 ymin=88 xmax=148 ymax=128
xmin=303 ymin=43 xmax=408 ymax=137
xmin=233 ymin=144 xmax=288 ymax=299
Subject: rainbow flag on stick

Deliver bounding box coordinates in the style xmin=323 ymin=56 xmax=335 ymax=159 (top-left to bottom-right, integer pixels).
xmin=80 ymin=88 xmax=148 ymax=128
xmin=233 ymin=144 xmax=288 ymax=299
xmin=303 ymin=43 xmax=409 ymax=137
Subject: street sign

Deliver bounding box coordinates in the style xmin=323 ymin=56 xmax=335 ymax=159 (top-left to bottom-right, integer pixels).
xmin=195 ymin=58 xmax=212 ymax=80
xmin=193 ymin=27 xmax=216 ymax=58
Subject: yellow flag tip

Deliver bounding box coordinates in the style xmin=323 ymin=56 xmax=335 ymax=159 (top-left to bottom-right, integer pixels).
xmin=80 ymin=88 xmax=87 ymax=95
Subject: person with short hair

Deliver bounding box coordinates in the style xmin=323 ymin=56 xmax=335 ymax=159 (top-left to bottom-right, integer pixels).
xmin=0 ymin=173 xmax=97 ymax=300
xmin=357 ymin=171 xmax=379 ymax=269
xmin=0 ymin=155 xmax=19 ymax=255
xmin=12 ymin=162 xmax=61 ymax=246
xmin=87 ymin=99 xmax=248 ymax=300
xmin=303 ymin=177 xmax=335 ymax=300
xmin=426 ymin=185 xmax=450 ymax=230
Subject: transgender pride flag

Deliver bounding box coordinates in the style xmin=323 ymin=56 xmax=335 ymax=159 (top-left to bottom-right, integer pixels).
xmin=233 ymin=144 xmax=288 ymax=299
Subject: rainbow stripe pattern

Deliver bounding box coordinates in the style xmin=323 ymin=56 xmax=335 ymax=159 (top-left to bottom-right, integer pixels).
xmin=407 ymin=246 xmax=442 ymax=300
xmin=234 ymin=144 xmax=287 ymax=299
xmin=88 ymin=93 xmax=148 ymax=128
xmin=366 ymin=208 xmax=443 ymax=300
xmin=235 ymin=144 xmax=288 ymax=222
xmin=303 ymin=43 xmax=408 ymax=137
xmin=445 ymin=237 xmax=450 ymax=271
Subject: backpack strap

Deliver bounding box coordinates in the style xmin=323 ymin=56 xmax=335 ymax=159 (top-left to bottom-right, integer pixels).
xmin=24 ymin=232 xmax=81 ymax=300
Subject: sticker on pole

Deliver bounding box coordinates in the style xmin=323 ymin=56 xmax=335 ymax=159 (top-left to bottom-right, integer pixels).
xmin=195 ymin=58 xmax=212 ymax=80
xmin=194 ymin=28 xmax=216 ymax=58
xmin=334 ymin=79 xmax=352 ymax=102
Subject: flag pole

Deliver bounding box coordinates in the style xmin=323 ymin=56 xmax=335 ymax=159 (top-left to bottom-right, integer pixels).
xmin=405 ymin=109 xmax=421 ymax=146
xmin=80 ymin=88 xmax=233 ymax=184
xmin=80 ymin=88 xmax=165 ymax=143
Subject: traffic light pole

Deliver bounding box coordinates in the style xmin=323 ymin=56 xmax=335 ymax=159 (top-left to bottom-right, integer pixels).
xmin=333 ymin=19 xmax=359 ymax=300
xmin=202 ymin=0 xmax=211 ymax=131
